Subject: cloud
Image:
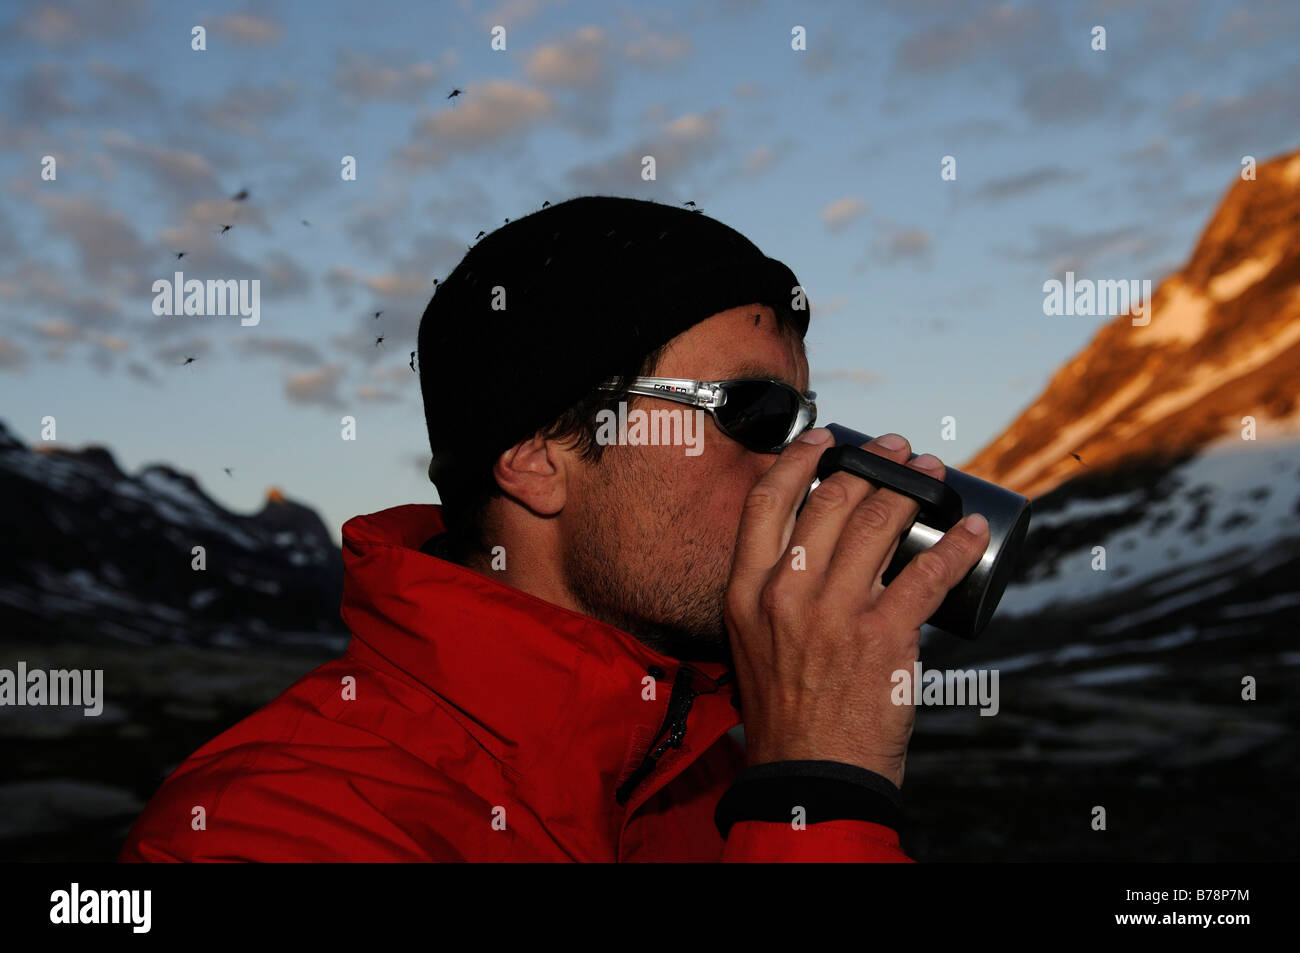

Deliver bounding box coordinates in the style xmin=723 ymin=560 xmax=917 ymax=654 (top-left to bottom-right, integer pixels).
xmin=1121 ymin=137 xmax=1169 ymax=163
xmin=939 ymin=118 xmax=1010 ymax=143
xmin=211 ymin=12 xmax=283 ymax=46
xmin=565 ymin=109 xmax=724 ymax=193
xmin=369 ymin=364 xmax=413 ymax=386
xmin=624 ymin=21 xmax=696 ymax=68
xmin=0 ymin=116 xmax=38 ymax=152
xmin=821 ymin=196 xmax=869 ymax=232
xmin=235 ymin=335 xmax=323 ymax=366
xmin=285 ymin=363 xmax=346 ymax=409
xmin=893 ymin=3 xmax=1047 ymax=74
xmin=1166 ymin=64 xmax=1300 ymax=159
xmin=197 ymin=80 xmax=300 ymax=137
xmin=809 ymin=293 xmax=848 ymax=318
xmin=424 ymin=181 xmax=494 ymax=227
xmin=345 ymin=194 xmax=412 ymax=257
xmin=34 ymin=193 xmax=151 ymax=283
xmin=0 ymin=259 xmax=124 ymax=330
xmin=0 ymin=204 xmax=17 ymax=257
xmin=357 ymin=384 xmax=402 ymax=403
xmin=324 ymin=266 xmax=359 ymax=310
xmin=741 ymin=144 xmax=782 ymax=178
xmin=12 ymin=63 xmax=79 ymax=121
xmin=332 ymin=52 xmax=443 ymax=103
xmin=522 ymin=26 xmax=616 ymax=137
xmin=364 ymin=273 xmax=432 ymax=301
xmin=478 ymin=0 xmax=556 ymax=29
xmin=799 ymin=26 xmax=843 ymax=78
xmin=102 ymin=130 xmax=223 ymax=202
xmin=262 ymin=251 xmax=312 ymax=298
xmin=4 ymin=0 xmax=148 ymax=47
xmin=1001 ymin=223 xmax=1160 ymax=277
xmin=970 ymin=166 xmax=1084 ymax=202
xmin=126 ymin=360 xmax=159 ymax=385
xmin=873 ymin=224 xmax=932 ymax=263
xmin=399 ymin=80 xmax=555 ymax=167
xmin=1018 ymin=68 xmax=1133 ymax=124
xmin=34 ymin=318 xmax=81 ymax=340
xmin=86 ymin=329 xmax=128 ymax=373
xmin=87 ymin=62 xmax=162 ymax=109
xmin=526 ymin=26 xmax=608 ymax=87
xmin=0 ymin=335 xmax=29 ymax=371
xmin=152 ymin=336 xmax=212 ymax=366
xmin=155 ymin=199 xmax=272 ymax=272
xmin=94 ymin=331 xmax=128 ymax=352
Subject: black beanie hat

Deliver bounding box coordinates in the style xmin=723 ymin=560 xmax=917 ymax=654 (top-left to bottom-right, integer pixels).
xmin=417 ymin=194 xmax=809 ymax=492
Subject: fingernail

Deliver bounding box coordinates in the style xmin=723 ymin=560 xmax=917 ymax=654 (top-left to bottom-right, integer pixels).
xmin=876 ymin=433 xmax=905 ymax=450
xmin=961 ymin=513 xmax=988 ymax=535
xmin=798 ymin=427 xmax=833 ymax=444
xmin=913 ymin=453 xmax=941 ymax=470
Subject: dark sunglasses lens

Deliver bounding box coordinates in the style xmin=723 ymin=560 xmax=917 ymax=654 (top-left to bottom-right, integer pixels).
xmin=716 ymin=381 xmax=799 ymax=450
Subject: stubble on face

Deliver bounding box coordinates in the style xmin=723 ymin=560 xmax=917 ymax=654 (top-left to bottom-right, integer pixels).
xmin=561 ymin=437 xmax=733 ymax=661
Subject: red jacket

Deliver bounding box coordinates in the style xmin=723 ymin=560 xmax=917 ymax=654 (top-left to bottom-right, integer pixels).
xmin=120 ymin=504 xmax=913 ymax=862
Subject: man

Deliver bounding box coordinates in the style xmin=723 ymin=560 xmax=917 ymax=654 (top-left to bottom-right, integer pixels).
xmin=120 ymin=196 xmax=989 ymax=862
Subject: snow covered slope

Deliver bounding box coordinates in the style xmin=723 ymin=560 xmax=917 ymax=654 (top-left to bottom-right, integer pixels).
xmin=0 ymin=419 xmax=346 ymax=648
xmin=962 ymin=147 xmax=1300 ymax=500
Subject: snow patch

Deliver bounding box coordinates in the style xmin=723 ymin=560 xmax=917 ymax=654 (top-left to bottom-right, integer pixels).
xmin=1135 ymin=280 xmax=1211 ymax=346
xmin=1207 ymin=251 xmax=1281 ymax=302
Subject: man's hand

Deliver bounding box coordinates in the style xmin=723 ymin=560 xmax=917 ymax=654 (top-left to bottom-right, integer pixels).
xmin=723 ymin=428 xmax=991 ymax=788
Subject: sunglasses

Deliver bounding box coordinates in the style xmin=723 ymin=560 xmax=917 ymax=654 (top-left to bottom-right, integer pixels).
xmin=596 ymin=376 xmax=817 ymax=453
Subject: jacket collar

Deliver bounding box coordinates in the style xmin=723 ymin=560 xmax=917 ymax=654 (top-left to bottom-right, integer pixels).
xmin=339 ymin=504 xmax=740 ymax=818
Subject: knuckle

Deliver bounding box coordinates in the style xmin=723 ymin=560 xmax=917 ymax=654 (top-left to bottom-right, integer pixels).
xmin=852 ymin=497 xmax=894 ymax=535
xmin=742 ymin=485 xmax=782 ymax=519
xmin=807 ymin=477 xmax=849 ymax=510
xmin=757 ymin=578 xmax=793 ymax=617
xmin=910 ymin=548 xmax=951 ymax=587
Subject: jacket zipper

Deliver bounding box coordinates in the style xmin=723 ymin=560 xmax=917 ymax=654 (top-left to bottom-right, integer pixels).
xmin=615 ymin=665 xmax=698 ymax=804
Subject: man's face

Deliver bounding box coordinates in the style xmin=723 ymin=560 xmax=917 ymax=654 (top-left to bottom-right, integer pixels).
xmin=561 ymin=304 xmax=810 ymax=660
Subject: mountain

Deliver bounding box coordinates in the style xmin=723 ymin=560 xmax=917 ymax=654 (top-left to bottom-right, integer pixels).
xmin=961 ymin=147 xmax=1300 ymax=500
xmin=0 ymin=419 xmax=346 ymax=648
xmin=901 ymin=151 xmax=1300 ymax=861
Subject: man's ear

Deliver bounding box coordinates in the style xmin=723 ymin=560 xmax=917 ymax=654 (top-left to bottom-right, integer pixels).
xmin=491 ymin=433 xmax=568 ymax=517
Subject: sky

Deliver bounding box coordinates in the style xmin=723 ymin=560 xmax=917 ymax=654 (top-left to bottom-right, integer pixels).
xmin=1 ymin=0 xmax=1298 ymax=541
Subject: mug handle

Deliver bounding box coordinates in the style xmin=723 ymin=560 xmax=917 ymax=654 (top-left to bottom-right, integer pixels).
xmin=816 ymin=444 xmax=964 ymax=530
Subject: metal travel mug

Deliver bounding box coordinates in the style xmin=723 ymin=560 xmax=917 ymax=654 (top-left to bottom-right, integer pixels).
xmin=804 ymin=423 xmax=1032 ymax=640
